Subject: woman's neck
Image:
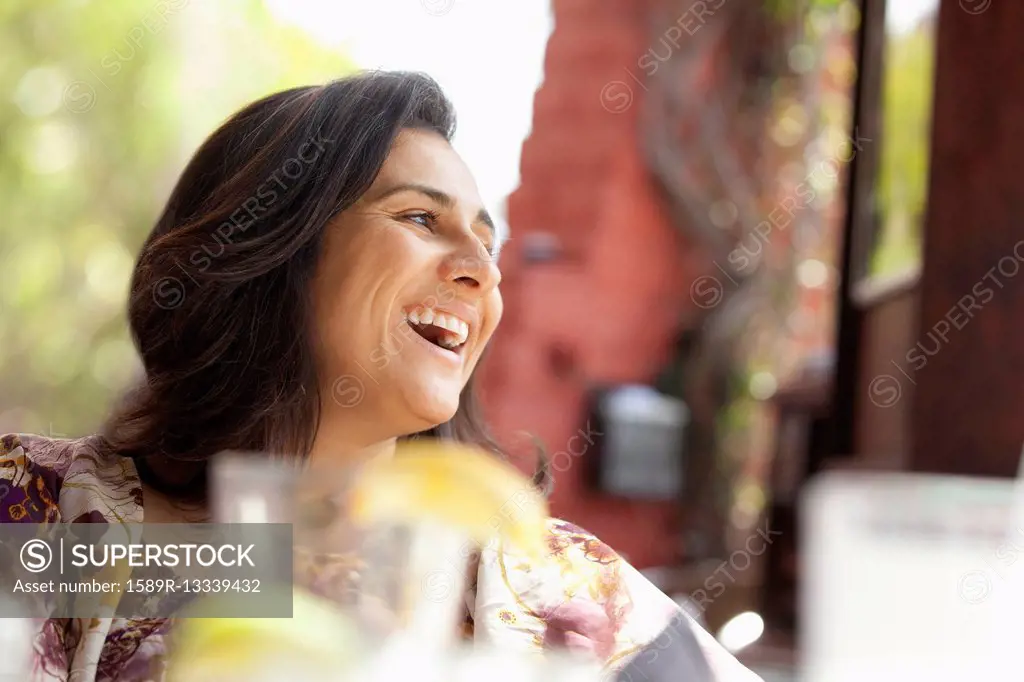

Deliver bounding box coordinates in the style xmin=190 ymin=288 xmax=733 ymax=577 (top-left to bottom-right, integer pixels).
xmin=307 ymin=412 xmax=397 ymax=468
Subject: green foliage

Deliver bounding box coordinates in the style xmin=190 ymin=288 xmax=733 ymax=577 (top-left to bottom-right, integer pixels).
xmin=1 ymin=0 xmax=354 ymax=436
xmin=871 ymin=15 xmax=936 ymax=276
xmin=764 ymin=0 xmax=844 ymax=21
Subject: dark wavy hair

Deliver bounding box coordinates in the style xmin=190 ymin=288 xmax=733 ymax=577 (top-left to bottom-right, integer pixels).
xmin=101 ymin=71 xmax=549 ymax=502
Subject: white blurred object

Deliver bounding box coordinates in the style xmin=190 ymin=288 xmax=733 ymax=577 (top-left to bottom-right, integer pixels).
xmin=359 ymin=639 xmax=604 ymax=682
xmin=212 ymin=452 xmax=301 ymax=524
xmin=801 ymin=468 xmax=1024 ymax=681
xmin=717 ymin=611 xmax=765 ymax=653
xmin=988 ymin=442 xmax=1024 ymax=668
xmin=385 ymin=521 xmax=472 ymax=653
xmin=0 ymin=604 xmax=34 ymax=679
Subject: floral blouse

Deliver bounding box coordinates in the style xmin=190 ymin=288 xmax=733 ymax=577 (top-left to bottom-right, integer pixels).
xmin=0 ymin=433 xmax=762 ymax=682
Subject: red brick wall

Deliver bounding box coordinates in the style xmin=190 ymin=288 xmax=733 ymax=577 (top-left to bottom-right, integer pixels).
xmin=478 ymin=0 xmax=708 ymax=569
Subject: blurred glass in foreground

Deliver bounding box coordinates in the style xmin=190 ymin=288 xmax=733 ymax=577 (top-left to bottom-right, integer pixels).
xmin=802 ymin=468 xmax=1024 ymax=681
xmin=167 ymin=440 xmax=612 ymax=681
xmin=0 ymin=599 xmax=33 ymax=680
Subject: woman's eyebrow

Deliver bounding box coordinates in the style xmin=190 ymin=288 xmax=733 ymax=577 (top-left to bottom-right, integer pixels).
xmin=373 ymin=182 xmax=496 ymax=239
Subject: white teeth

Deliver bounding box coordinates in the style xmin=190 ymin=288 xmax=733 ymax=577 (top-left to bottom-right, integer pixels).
xmin=435 ymin=314 xmax=459 ymax=334
xmin=405 ymin=307 xmax=470 ymax=347
xmin=439 ymin=333 xmax=461 ymax=349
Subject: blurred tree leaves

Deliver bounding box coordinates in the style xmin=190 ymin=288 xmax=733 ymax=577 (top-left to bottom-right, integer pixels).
xmin=871 ymin=10 xmax=936 ymax=277
xmin=1 ymin=0 xmax=354 ymax=436
xmin=764 ymin=0 xmax=845 ymax=21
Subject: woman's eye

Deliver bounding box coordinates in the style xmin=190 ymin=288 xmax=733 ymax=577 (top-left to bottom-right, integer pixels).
xmin=403 ymin=211 xmax=438 ymax=229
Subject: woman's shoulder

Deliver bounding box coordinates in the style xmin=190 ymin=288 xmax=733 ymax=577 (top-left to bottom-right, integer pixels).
xmin=0 ymin=433 xmax=76 ymax=522
xmin=1 ymin=432 xmax=81 ymax=469
xmin=0 ymin=433 xmax=142 ymax=523
xmin=543 ymin=517 xmax=625 ymax=566
xmin=472 ymin=517 xmax=670 ymax=664
xmin=474 ymin=517 xmax=763 ymax=679
xmin=540 ymin=517 xmax=682 ymax=633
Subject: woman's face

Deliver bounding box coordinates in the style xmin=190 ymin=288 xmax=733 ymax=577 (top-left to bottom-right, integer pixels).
xmin=311 ymin=128 xmax=502 ymax=440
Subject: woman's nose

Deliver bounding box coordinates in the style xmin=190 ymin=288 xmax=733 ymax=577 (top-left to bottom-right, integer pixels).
xmin=441 ymin=239 xmax=501 ymax=293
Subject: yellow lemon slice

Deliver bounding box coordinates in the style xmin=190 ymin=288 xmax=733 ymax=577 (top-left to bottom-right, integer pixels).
xmin=348 ymin=439 xmax=550 ymax=561
xmin=166 ymin=587 xmax=360 ymax=682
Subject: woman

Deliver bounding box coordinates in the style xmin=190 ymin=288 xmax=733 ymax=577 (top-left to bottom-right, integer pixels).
xmin=0 ymin=71 xmax=761 ymax=681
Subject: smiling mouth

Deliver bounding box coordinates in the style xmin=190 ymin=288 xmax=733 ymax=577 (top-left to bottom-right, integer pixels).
xmin=404 ymin=307 xmax=469 ymax=353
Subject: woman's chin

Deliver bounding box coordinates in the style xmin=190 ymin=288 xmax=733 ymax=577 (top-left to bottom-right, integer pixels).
xmin=401 ymin=390 xmax=460 ymax=432
xmin=416 ymin=401 xmax=459 ymax=430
